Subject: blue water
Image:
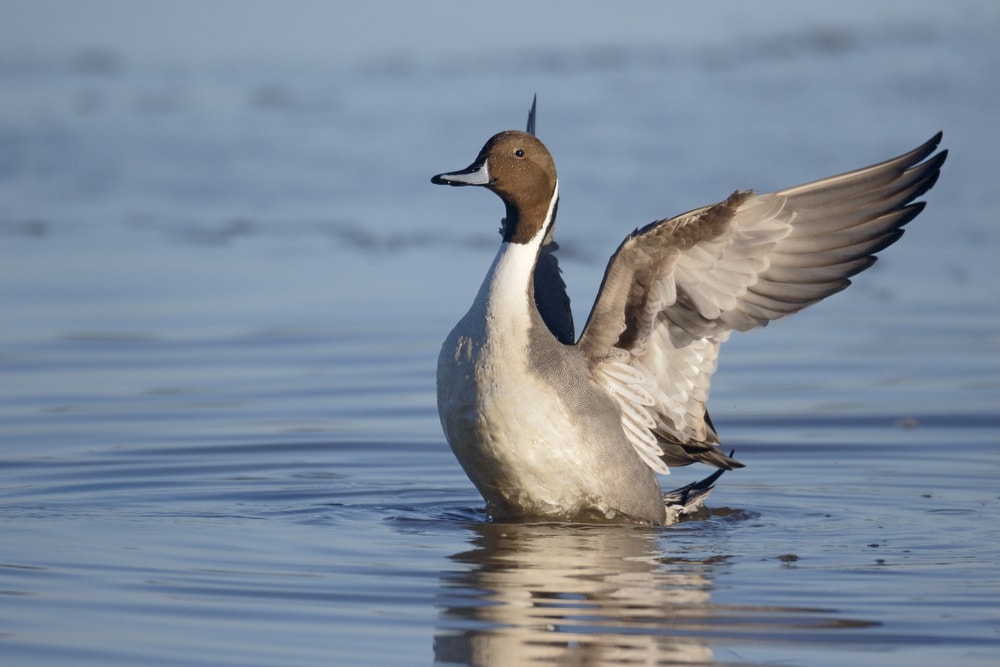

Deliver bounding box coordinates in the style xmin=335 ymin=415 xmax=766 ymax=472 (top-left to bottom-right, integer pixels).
xmin=2 ymin=2 xmax=999 ymax=665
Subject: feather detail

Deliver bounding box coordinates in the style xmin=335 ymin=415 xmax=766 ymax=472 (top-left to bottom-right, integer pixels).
xmin=578 ymin=133 xmax=946 ymax=473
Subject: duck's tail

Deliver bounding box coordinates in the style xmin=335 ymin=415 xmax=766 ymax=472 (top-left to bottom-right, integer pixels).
xmin=662 ymin=454 xmax=734 ymax=522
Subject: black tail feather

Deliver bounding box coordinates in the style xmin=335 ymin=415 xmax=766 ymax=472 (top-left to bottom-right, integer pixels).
xmin=663 ymin=450 xmax=736 ymax=516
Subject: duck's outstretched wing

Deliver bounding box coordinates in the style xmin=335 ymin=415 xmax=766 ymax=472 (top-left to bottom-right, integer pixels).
xmin=577 ymin=133 xmax=947 ymax=473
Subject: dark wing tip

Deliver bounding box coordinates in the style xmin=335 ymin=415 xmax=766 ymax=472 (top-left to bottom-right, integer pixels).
xmin=658 ymin=440 xmax=746 ymax=470
xmin=914 ymin=131 xmax=945 ymax=163
xmin=696 ymin=445 xmax=745 ymax=470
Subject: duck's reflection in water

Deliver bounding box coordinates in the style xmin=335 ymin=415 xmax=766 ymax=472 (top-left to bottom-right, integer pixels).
xmin=434 ymin=520 xmax=722 ymax=666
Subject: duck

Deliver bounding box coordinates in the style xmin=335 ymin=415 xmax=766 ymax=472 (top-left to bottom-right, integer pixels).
xmin=431 ymin=99 xmax=946 ymax=526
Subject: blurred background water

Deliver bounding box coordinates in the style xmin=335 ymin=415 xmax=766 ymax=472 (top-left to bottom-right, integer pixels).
xmin=1 ymin=1 xmax=999 ymax=665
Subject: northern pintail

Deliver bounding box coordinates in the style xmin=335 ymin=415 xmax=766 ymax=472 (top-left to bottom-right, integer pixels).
xmin=431 ymin=100 xmax=946 ymax=526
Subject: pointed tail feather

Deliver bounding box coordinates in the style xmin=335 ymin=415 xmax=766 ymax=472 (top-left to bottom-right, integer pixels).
xmin=525 ymin=94 xmax=537 ymax=136
xmin=662 ymin=451 xmax=735 ymax=521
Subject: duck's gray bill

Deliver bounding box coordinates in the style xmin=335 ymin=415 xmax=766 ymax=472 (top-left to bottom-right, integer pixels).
xmin=431 ymin=160 xmax=491 ymax=186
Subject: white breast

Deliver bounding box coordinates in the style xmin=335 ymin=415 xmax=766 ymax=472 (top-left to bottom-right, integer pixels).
xmin=439 ymin=242 xmax=590 ymax=512
xmin=438 ymin=239 xmax=660 ymax=520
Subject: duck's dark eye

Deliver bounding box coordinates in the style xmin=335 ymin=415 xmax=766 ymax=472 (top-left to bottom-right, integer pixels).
xmin=515 ymin=149 xmax=525 ymax=158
